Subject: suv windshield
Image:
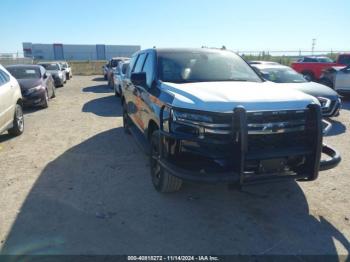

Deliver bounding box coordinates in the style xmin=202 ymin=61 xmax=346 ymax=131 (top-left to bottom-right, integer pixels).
xmin=40 ymin=63 xmax=59 ymax=70
xmin=259 ymin=67 xmax=306 ymax=83
xmin=157 ymin=50 xmax=262 ymax=83
xmin=7 ymin=67 xmax=41 ymax=79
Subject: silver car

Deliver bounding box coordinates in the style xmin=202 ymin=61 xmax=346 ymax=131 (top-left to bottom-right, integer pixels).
xmin=113 ymin=60 xmax=130 ymax=97
xmin=334 ymin=65 xmax=350 ymax=95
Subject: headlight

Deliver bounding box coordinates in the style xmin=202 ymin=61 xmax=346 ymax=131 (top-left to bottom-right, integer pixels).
xmin=27 ymin=85 xmax=43 ymax=95
xmin=168 ymin=109 xmax=214 ymax=138
xmin=172 ymin=110 xmax=213 ymax=123
xmin=58 ymin=72 xmax=63 ymax=77
xmin=317 ymin=97 xmax=331 ymax=109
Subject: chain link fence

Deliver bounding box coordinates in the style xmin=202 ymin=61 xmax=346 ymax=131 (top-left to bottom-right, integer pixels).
xmin=0 ymin=53 xmax=33 ymax=66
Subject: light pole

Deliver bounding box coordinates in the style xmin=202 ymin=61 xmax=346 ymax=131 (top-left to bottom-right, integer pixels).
xmin=312 ymin=38 xmax=316 ymax=55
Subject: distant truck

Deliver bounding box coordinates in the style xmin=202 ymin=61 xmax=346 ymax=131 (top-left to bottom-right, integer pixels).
xmin=291 ymin=54 xmax=350 ymax=81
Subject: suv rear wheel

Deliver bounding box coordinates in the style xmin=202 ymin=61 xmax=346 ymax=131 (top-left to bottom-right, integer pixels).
xmin=150 ymin=130 xmax=183 ymax=193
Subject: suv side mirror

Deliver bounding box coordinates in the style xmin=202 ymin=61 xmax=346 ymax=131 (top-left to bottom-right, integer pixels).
xmin=131 ymin=72 xmax=147 ymax=87
xmin=43 ymin=73 xmax=48 ymax=79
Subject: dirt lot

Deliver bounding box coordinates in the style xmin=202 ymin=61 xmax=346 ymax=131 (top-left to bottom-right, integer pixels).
xmin=0 ymin=76 xmax=349 ymax=256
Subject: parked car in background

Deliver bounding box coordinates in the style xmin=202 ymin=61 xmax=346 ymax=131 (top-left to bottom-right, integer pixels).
xmin=113 ymin=60 xmax=130 ymax=97
xmin=334 ymin=65 xmax=350 ymax=96
xmin=59 ymin=61 xmax=73 ymax=80
xmin=0 ymin=64 xmax=24 ymax=136
xmin=102 ymin=63 xmax=109 ymax=80
xmin=38 ymin=62 xmax=66 ymax=87
xmin=6 ymin=65 xmax=56 ymax=108
xmin=122 ymin=48 xmax=340 ymax=193
xmin=319 ymin=66 xmax=347 ymax=88
xmin=105 ymin=57 xmax=129 ymax=87
xmin=251 ymin=64 xmax=341 ymax=117
xmin=291 ymin=54 xmax=350 ymax=81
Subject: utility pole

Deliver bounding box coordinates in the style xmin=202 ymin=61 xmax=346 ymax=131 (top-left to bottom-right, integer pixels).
xmin=312 ymin=38 xmax=316 ymax=55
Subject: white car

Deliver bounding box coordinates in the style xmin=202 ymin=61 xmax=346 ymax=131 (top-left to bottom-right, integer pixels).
xmin=0 ymin=64 xmax=24 ymax=136
xmin=59 ymin=61 xmax=73 ymax=80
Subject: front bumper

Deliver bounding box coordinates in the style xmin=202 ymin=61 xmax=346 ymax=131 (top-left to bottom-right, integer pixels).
xmin=156 ymin=104 xmax=341 ymax=186
xmin=52 ymin=75 xmax=64 ymax=86
xmin=22 ymin=89 xmax=46 ymax=107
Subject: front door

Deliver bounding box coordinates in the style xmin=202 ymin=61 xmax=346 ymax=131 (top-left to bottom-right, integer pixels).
xmin=0 ymin=70 xmax=15 ymax=131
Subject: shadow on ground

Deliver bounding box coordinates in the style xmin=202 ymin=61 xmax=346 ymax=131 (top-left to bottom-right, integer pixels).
xmin=92 ymin=77 xmax=106 ymax=82
xmin=82 ymin=96 xmax=122 ymax=117
xmin=82 ymin=84 xmax=112 ymax=94
xmin=325 ymin=118 xmax=347 ymax=137
xmin=1 ymin=127 xmax=349 ymax=256
xmin=0 ymin=133 xmax=16 ymax=143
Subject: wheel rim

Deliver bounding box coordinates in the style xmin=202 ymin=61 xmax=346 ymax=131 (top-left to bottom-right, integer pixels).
xmin=151 ymin=139 xmax=161 ymax=184
xmin=16 ymin=105 xmax=24 ymax=132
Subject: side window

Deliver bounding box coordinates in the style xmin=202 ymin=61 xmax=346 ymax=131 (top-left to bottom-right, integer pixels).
xmin=142 ymin=53 xmax=155 ymax=87
xmin=0 ymin=71 xmax=5 ymax=86
xmin=0 ymin=70 xmax=10 ymax=86
xmin=134 ymin=53 xmax=147 ymax=73
xmin=128 ymin=55 xmax=138 ymax=77
xmin=122 ymin=64 xmax=129 ymax=75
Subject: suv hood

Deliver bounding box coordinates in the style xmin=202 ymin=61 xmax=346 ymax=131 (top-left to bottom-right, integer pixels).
xmin=161 ymin=81 xmax=319 ymax=113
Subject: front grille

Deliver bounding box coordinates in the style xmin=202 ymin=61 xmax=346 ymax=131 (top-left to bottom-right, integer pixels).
xmin=245 ymin=110 xmax=310 ymax=159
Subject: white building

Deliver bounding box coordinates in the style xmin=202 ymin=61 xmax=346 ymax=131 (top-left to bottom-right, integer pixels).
xmin=23 ymin=42 xmax=141 ymax=61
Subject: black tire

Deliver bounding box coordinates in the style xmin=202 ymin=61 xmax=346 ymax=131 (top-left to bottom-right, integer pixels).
xmin=122 ymin=102 xmax=131 ymax=134
xmin=150 ymin=130 xmax=183 ymax=193
xmin=8 ymin=104 xmax=24 ymax=136
xmin=42 ymin=90 xmax=49 ymax=108
xmin=66 ymin=73 xmax=70 ymax=80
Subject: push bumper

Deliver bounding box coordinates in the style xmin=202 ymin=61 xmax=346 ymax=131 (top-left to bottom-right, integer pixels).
xmin=157 ymin=104 xmax=341 ymax=186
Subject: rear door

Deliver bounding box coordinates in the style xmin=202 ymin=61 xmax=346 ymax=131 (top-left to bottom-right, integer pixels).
xmin=0 ymin=69 xmax=14 ymax=131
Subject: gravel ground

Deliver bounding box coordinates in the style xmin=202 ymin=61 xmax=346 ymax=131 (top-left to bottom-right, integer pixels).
xmin=0 ymin=76 xmax=349 ymax=256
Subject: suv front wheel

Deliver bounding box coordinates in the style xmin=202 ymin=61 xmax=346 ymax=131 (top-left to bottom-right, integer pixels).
xmin=150 ymin=130 xmax=183 ymax=193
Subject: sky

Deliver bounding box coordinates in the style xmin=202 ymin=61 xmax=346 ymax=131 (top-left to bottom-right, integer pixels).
xmin=1 ymin=0 xmax=349 ymax=53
